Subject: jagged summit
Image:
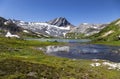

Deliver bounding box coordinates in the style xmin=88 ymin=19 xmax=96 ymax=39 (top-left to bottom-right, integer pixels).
xmin=48 ymin=17 xmax=72 ymax=27
xmin=0 ymin=17 xmax=7 ymax=25
xmin=0 ymin=16 xmax=111 ymax=38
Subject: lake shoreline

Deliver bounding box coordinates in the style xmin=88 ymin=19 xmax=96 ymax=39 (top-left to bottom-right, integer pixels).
xmin=91 ymin=41 xmax=120 ymax=46
xmin=0 ymin=37 xmax=120 ymax=79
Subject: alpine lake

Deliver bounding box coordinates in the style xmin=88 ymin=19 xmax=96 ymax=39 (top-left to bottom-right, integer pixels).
xmin=27 ymin=38 xmax=120 ymax=62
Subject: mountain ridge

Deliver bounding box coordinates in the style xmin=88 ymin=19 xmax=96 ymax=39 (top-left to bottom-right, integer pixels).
xmin=48 ymin=17 xmax=75 ymax=27
xmin=13 ymin=17 xmax=75 ymax=37
xmin=70 ymin=23 xmax=107 ymax=36
xmin=1 ymin=16 xmax=117 ymax=38
xmin=89 ymin=18 xmax=120 ymax=41
xmin=0 ymin=17 xmax=50 ymax=38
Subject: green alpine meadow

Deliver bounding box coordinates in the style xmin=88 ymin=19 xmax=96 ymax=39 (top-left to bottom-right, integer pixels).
xmin=0 ymin=37 xmax=120 ymax=79
xmin=0 ymin=0 xmax=120 ymax=79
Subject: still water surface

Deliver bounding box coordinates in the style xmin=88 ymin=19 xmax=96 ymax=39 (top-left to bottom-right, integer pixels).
xmin=30 ymin=39 xmax=120 ymax=62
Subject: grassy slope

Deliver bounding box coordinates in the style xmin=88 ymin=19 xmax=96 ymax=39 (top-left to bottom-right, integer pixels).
xmin=91 ymin=41 xmax=120 ymax=46
xmin=87 ymin=19 xmax=120 ymax=46
xmin=89 ymin=19 xmax=120 ymax=41
xmin=0 ymin=37 xmax=120 ymax=79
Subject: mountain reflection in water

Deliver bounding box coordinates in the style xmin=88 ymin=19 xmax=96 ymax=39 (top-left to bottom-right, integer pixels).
xmin=38 ymin=43 xmax=120 ymax=62
xmin=46 ymin=46 xmax=69 ymax=53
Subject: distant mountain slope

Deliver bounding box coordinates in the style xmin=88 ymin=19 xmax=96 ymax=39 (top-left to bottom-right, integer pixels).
xmin=1 ymin=16 xmax=114 ymax=39
xmin=70 ymin=23 xmax=107 ymax=36
xmin=14 ymin=17 xmax=74 ymax=37
xmin=0 ymin=17 xmax=22 ymax=33
xmin=0 ymin=17 xmax=7 ymax=25
xmin=89 ymin=19 xmax=120 ymax=41
xmin=0 ymin=17 xmax=49 ymax=38
xmin=48 ymin=17 xmax=75 ymax=27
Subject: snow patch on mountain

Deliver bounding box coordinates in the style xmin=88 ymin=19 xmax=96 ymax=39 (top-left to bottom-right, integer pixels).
xmin=13 ymin=20 xmax=71 ymax=37
xmin=70 ymin=23 xmax=107 ymax=36
xmin=23 ymin=30 xmax=29 ymax=33
xmin=5 ymin=31 xmax=20 ymax=38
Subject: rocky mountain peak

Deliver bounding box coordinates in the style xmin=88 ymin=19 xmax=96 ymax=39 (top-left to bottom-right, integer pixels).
xmin=0 ymin=17 xmax=7 ymax=21
xmin=48 ymin=17 xmax=72 ymax=27
xmin=0 ymin=17 xmax=7 ymax=26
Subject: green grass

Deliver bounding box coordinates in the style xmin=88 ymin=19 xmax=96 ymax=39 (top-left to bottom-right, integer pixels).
xmin=87 ymin=19 xmax=120 ymax=47
xmin=91 ymin=41 xmax=120 ymax=46
xmin=0 ymin=37 xmax=120 ymax=79
xmin=88 ymin=19 xmax=120 ymax=41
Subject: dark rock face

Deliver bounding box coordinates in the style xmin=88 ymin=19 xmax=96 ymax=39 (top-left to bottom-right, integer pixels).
xmin=0 ymin=17 xmax=7 ymax=26
xmin=0 ymin=17 xmax=22 ymax=33
xmin=5 ymin=22 xmax=22 ymax=33
xmin=48 ymin=17 xmax=72 ymax=27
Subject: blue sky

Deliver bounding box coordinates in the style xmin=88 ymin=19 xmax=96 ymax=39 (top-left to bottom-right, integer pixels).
xmin=0 ymin=0 xmax=120 ymax=25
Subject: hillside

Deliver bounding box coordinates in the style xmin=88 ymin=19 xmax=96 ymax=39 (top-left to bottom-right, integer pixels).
xmin=89 ymin=19 xmax=120 ymax=41
xmin=13 ymin=17 xmax=75 ymax=38
xmin=0 ymin=17 xmax=51 ymax=38
xmin=70 ymin=23 xmax=107 ymax=36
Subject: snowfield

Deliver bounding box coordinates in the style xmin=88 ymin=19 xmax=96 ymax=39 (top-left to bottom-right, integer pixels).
xmin=13 ymin=20 xmax=70 ymax=37
xmin=5 ymin=31 xmax=20 ymax=38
